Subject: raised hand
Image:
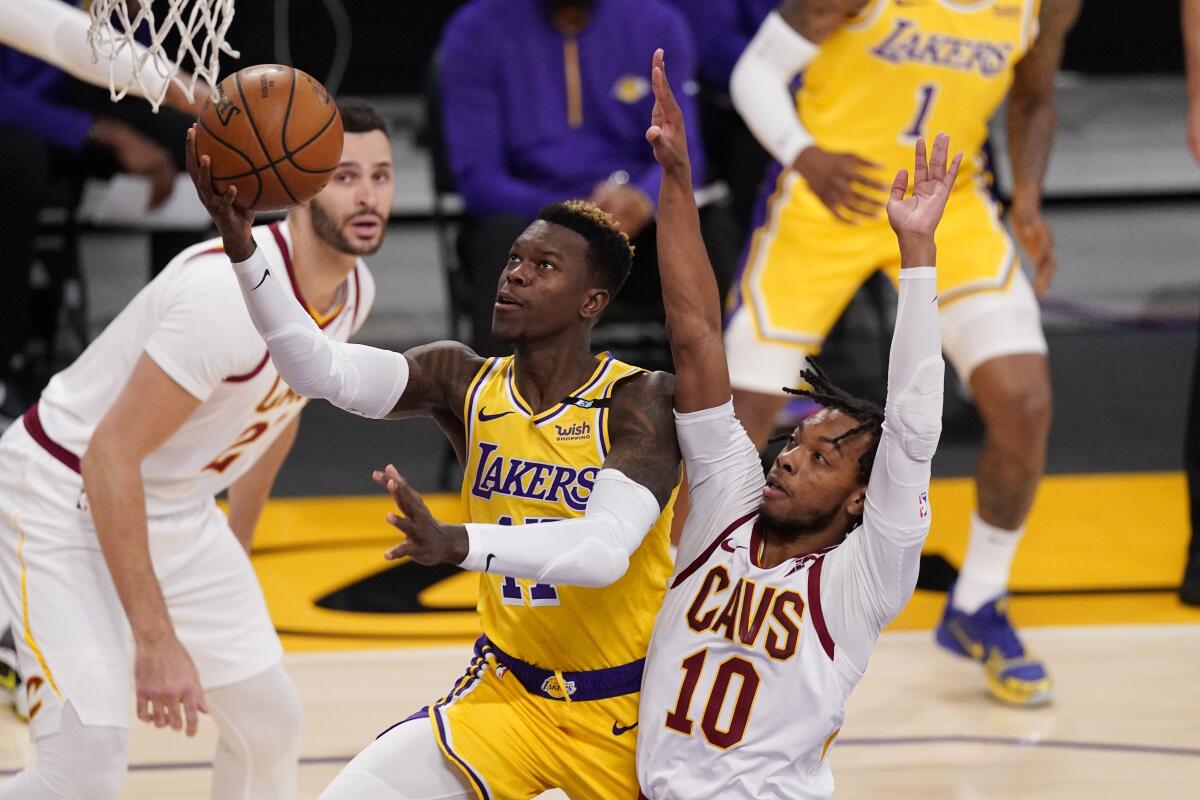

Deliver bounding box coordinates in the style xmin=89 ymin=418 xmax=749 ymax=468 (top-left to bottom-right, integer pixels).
xmin=374 ymin=464 xmax=469 ymax=566
xmin=185 ymin=125 xmax=257 ymax=262
xmin=886 ymin=133 xmax=962 ymax=247
xmin=645 ymin=48 xmax=690 ymax=177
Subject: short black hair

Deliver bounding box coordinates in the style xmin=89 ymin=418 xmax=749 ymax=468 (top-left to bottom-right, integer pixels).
xmin=337 ymin=99 xmax=389 ymax=136
xmin=784 ymin=361 xmax=884 ymax=487
xmin=536 ymin=200 xmax=635 ymax=297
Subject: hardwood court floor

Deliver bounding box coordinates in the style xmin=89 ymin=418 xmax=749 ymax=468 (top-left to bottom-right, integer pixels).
xmin=0 ymin=625 xmax=1195 ymax=799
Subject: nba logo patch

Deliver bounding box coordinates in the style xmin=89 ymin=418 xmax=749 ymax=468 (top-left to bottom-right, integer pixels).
xmin=917 ymin=491 xmax=929 ymax=519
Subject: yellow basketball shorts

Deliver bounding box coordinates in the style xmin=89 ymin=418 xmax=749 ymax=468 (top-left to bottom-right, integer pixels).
xmin=422 ymin=639 xmax=643 ymax=800
xmin=725 ymin=169 xmax=1045 ymax=392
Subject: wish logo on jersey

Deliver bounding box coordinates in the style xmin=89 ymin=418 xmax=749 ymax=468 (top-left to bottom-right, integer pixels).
xmin=870 ymin=18 xmax=1014 ymax=77
xmin=469 ymin=441 xmax=599 ymax=512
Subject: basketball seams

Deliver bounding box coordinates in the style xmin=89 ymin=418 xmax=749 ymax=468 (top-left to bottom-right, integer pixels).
xmin=235 ymin=69 xmax=300 ymax=206
xmin=196 ymin=117 xmax=264 ymax=207
xmin=286 ymin=107 xmax=341 ymax=172
xmin=196 ymin=65 xmax=340 ymax=210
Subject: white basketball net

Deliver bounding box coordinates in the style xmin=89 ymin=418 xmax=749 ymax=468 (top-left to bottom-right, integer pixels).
xmin=86 ymin=0 xmax=240 ymax=112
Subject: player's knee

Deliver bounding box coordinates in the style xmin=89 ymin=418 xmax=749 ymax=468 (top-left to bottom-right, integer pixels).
xmin=32 ymin=723 xmax=129 ymax=800
xmin=235 ymin=676 xmax=303 ymax=762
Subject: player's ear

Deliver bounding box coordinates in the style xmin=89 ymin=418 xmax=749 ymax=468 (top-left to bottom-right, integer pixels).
xmin=845 ymin=487 xmax=866 ymax=518
xmin=580 ymin=288 xmax=610 ymax=321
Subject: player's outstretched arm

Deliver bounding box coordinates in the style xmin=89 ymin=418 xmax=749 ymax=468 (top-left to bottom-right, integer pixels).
xmin=186 ymin=127 xmax=482 ymax=423
xmin=816 ymin=137 xmax=955 ymax=667
xmin=375 ymin=373 xmax=681 ymax=588
xmin=646 ymin=49 xmax=729 ymax=413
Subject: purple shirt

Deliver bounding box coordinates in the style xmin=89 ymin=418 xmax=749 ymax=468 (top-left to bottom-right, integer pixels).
xmin=439 ymin=0 xmax=704 ymax=218
xmin=0 ymin=5 xmax=95 ymax=151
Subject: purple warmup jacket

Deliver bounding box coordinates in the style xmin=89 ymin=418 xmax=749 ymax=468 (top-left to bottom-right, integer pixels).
xmin=0 ymin=0 xmax=95 ymax=151
xmin=439 ymin=0 xmax=705 ymax=218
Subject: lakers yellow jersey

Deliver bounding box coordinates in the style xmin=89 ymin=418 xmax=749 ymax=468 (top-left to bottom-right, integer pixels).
xmin=799 ymin=0 xmax=1040 ymax=185
xmin=460 ymin=353 xmax=675 ymax=672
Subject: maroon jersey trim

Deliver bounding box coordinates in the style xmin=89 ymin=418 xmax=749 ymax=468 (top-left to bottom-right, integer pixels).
xmin=670 ymin=510 xmax=758 ymax=589
xmin=224 ymin=351 xmax=271 ymax=383
xmin=808 ymin=554 xmax=836 ymax=660
xmin=23 ymin=402 xmax=81 ymax=474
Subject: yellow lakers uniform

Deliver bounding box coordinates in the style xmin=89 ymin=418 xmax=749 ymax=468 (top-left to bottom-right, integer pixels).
xmin=729 ymin=0 xmax=1041 ymax=377
xmin=427 ymin=352 xmax=674 ymax=800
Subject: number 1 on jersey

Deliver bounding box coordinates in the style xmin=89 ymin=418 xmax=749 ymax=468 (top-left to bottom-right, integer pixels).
xmin=901 ymin=82 xmax=939 ymax=142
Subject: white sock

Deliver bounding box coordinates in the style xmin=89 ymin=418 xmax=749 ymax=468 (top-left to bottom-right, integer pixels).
xmin=952 ymin=511 xmax=1024 ymax=613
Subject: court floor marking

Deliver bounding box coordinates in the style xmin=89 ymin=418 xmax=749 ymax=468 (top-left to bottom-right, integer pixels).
xmin=2 ymin=734 xmax=1195 ymax=778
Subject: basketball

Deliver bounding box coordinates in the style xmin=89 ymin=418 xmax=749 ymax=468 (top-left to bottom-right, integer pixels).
xmin=194 ymin=64 xmax=343 ymax=211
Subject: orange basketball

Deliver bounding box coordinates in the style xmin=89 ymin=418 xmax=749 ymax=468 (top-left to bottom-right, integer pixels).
xmin=195 ymin=64 xmax=343 ymax=211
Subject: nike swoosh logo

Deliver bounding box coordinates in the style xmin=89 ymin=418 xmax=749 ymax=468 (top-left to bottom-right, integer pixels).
xmin=612 ymin=721 xmax=638 ymax=736
xmin=720 ymin=539 xmax=747 ymax=553
xmin=484 ymin=553 xmax=496 ymax=573
xmin=251 ymin=268 xmax=271 ymax=291
xmin=477 ymin=408 xmax=514 ymax=422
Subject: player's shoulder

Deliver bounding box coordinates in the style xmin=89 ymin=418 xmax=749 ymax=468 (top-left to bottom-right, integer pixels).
xmin=610 ymin=369 xmax=675 ymax=409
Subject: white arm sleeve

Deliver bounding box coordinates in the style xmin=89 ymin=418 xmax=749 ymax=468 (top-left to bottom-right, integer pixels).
xmin=459 ymin=469 xmax=660 ymax=588
xmin=819 ymin=267 xmax=945 ymax=675
xmin=231 ymin=247 xmax=409 ymax=419
xmin=730 ymin=10 xmax=820 ymax=166
xmin=674 ymin=401 xmax=765 ymax=569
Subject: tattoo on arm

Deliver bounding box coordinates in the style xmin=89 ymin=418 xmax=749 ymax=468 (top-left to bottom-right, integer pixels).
xmin=388 ymin=340 xmax=483 ymax=422
xmin=601 ymin=372 xmax=682 ymax=509
xmin=779 ymin=0 xmax=871 ymax=42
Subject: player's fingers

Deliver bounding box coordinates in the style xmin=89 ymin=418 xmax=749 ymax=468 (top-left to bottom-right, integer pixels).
xmin=167 ymin=696 xmax=183 ymax=731
xmin=945 ymin=151 xmax=964 ymax=190
xmin=929 ymin=132 xmax=949 ymax=181
xmin=890 ymin=168 xmax=909 ymax=202
xmin=827 ymin=202 xmax=856 ymax=225
xmin=184 ymin=692 xmax=200 ymax=737
xmin=851 ymin=173 xmax=890 ymax=193
xmin=849 ymin=190 xmax=885 ymax=210
xmin=849 ymin=154 xmax=883 ymax=171
xmin=913 ymin=138 xmax=929 ymax=185
xmin=153 ymin=698 xmax=170 ymax=728
xmin=137 ymin=693 xmax=152 ymax=724
xmin=384 ymin=540 xmax=413 ymax=561
xmin=372 ymin=469 xmax=389 ymax=489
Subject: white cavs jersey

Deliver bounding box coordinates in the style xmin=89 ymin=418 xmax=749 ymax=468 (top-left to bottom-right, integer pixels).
xmin=638 ymin=361 xmax=939 ymax=797
xmin=32 ymin=220 xmax=374 ymax=516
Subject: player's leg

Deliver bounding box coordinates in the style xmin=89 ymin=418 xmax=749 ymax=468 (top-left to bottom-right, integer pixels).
xmin=0 ymin=427 xmax=136 ymax=797
xmin=206 ymin=663 xmax=304 ymax=800
xmin=154 ymin=504 xmax=298 ymax=798
xmin=546 ymin=692 xmax=641 ymax=800
xmin=927 ymin=187 xmax=1053 ymax=706
xmin=1181 ymin=313 xmax=1200 ymax=605
xmin=319 ymin=715 xmax=474 ymax=800
xmin=0 ymin=702 xmax=127 ymax=800
xmin=726 ymin=167 xmax=889 ymax=449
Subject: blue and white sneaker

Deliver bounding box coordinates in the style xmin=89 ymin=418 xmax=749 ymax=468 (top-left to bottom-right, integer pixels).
xmin=935 ymin=586 xmax=1052 ymax=707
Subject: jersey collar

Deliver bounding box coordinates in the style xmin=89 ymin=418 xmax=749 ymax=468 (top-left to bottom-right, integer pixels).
xmin=505 ymin=352 xmax=614 ymax=426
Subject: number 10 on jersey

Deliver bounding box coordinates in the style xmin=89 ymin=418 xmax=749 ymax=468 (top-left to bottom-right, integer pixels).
xmin=665 ymin=648 xmax=761 ymax=749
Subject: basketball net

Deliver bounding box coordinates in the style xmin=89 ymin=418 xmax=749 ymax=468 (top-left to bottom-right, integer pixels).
xmin=86 ymin=0 xmax=240 ymax=112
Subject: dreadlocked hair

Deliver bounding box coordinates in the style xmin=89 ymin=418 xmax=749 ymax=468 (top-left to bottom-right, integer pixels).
xmin=783 ymin=360 xmax=884 ymax=486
